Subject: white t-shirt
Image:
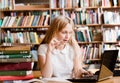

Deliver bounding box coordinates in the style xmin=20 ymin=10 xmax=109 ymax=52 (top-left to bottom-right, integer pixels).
xmin=38 ymin=43 xmax=75 ymax=78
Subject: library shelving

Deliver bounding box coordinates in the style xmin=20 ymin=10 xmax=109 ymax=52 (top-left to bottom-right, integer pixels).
xmin=0 ymin=0 xmax=120 ymax=77
xmin=0 ymin=0 xmax=47 ymax=80
xmin=48 ymin=0 xmax=120 ymax=65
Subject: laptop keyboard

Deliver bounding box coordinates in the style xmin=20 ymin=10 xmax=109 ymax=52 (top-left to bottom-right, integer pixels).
xmin=67 ymin=75 xmax=98 ymax=82
xmin=81 ymin=75 xmax=98 ymax=80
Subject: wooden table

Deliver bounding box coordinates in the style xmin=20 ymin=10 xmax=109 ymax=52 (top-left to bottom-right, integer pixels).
xmin=97 ymin=77 xmax=120 ymax=83
xmin=46 ymin=76 xmax=120 ymax=83
xmin=0 ymin=75 xmax=120 ymax=83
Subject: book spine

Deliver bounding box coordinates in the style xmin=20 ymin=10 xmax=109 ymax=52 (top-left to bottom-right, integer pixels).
xmin=0 ymin=58 xmax=33 ymax=63
xmin=0 ymin=45 xmax=31 ymax=51
xmin=0 ymin=54 xmax=32 ymax=59
xmin=0 ymin=62 xmax=32 ymax=71
xmin=0 ymin=50 xmax=30 ymax=55
xmin=0 ymin=71 xmax=32 ymax=76
xmin=0 ymin=74 xmax=34 ymax=80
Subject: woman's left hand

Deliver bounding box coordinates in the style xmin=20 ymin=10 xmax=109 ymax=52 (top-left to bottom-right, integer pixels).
xmin=80 ymin=69 xmax=93 ymax=78
xmin=72 ymin=68 xmax=93 ymax=78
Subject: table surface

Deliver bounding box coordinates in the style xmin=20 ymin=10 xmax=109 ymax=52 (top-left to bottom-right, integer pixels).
xmin=45 ymin=76 xmax=120 ymax=83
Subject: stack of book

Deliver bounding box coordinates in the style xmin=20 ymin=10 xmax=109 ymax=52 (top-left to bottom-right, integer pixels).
xmin=0 ymin=45 xmax=36 ymax=80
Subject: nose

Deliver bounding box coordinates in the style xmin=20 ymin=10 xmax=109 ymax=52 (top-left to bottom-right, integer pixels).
xmin=65 ymin=33 xmax=70 ymax=39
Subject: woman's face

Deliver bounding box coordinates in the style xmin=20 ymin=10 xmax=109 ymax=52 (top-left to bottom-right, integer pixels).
xmin=56 ymin=23 xmax=73 ymax=44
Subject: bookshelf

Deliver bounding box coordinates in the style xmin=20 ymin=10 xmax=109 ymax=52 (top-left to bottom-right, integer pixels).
xmin=0 ymin=4 xmax=50 ymax=45
xmin=48 ymin=0 xmax=120 ymax=65
xmin=0 ymin=0 xmax=119 ymax=60
xmin=0 ymin=0 xmax=120 ymax=79
xmin=0 ymin=0 xmax=47 ymax=81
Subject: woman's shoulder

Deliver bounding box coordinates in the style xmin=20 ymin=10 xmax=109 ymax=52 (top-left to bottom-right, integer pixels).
xmin=39 ymin=44 xmax=48 ymax=47
xmin=38 ymin=44 xmax=48 ymax=56
xmin=38 ymin=44 xmax=48 ymax=50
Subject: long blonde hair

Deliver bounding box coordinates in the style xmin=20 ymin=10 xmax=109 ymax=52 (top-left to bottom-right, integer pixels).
xmin=41 ymin=15 xmax=75 ymax=44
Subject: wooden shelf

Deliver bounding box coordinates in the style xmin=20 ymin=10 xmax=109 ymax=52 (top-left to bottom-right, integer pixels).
xmin=0 ymin=43 xmax=41 ymax=47
xmin=1 ymin=8 xmax=50 ymax=12
xmin=1 ymin=26 xmax=50 ymax=29
xmin=0 ymin=4 xmax=50 ymax=11
xmin=103 ymin=42 xmax=117 ymax=44
xmin=102 ymin=24 xmax=120 ymax=27
xmin=102 ymin=6 xmax=120 ymax=10
xmin=87 ymin=24 xmax=102 ymax=27
xmin=78 ymin=41 xmax=102 ymax=44
xmin=74 ymin=7 xmax=100 ymax=11
xmin=75 ymin=24 xmax=101 ymax=27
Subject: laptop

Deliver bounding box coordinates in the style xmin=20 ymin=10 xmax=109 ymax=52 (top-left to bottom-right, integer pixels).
xmin=67 ymin=50 xmax=119 ymax=82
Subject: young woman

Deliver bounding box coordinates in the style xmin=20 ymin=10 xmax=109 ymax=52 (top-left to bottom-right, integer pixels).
xmin=38 ymin=16 xmax=93 ymax=78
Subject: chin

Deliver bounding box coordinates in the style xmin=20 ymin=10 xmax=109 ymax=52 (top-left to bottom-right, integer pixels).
xmin=63 ymin=41 xmax=68 ymax=44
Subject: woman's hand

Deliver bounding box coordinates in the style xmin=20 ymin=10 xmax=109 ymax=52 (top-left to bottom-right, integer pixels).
xmin=48 ymin=37 xmax=62 ymax=52
xmin=72 ymin=68 xmax=93 ymax=78
xmin=80 ymin=69 xmax=93 ymax=78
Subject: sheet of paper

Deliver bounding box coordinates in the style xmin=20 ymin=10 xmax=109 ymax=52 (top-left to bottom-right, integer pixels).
xmin=42 ymin=77 xmax=72 ymax=83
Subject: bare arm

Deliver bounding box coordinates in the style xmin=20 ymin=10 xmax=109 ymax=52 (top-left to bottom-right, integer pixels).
xmin=71 ymin=37 xmax=93 ymax=78
xmin=71 ymin=37 xmax=83 ymax=68
xmin=38 ymin=37 xmax=61 ymax=78
xmin=38 ymin=49 xmax=53 ymax=78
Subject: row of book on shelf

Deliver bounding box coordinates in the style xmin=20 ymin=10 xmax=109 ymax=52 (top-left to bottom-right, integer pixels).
xmin=102 ymin=0 xmax=120 ymax=7
xmin=0 ymin=45 xmax=41 ymax=80
xmin=80 ymin=44 xmax=120 ymax=63
xmin=103 ymin=26 xmax=120 ymax=42
xmin=103 ymin=11 xmax=120 ymax=24
xmin=75 ymin=26 xmax=120 ymax=42
xmin=75 ymin=26 xmax=93 ymax=42
xmin=1 ymin=14 xmax=50 ymax=27
xmin=0 ymin=9 xmax=99 ymax=27
xmin=0 ymin=30 xmax=45 ymax=44
xmin=49 ymin=9 xmax=120 ymax=25
xmin=1 ymin=0 xmax=120 ymax=10
xmin=69 ymin=10 xmax=99 ymax=25
xmin=50 ymin=0 xmax=101 ymax=8
xmin=50 ymin=0 xmax=120 ymax=8
xmin=0 ymin=26 xmax=120 ymax=44
xmin=80 ymin=44 xmax=102 ymax=61
xmin=1 ymin=8 xmax=120 ymax=28
xmin=0 ymin=0 xmax=15 ymax=10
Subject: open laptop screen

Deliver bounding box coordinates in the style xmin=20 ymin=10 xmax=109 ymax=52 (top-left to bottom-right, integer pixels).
xmin=98 ymin=50 xmax=119 ymax=81
xmin=101 ymin=50 xmax=118 ymax=72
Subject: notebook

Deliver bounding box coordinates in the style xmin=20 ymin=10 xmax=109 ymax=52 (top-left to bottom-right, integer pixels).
xmin=67 ymin=50 xmax=119 ymax=82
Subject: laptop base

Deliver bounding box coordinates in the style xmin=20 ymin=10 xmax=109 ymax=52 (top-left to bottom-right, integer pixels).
xmin=67 ymin=78 xmax=97 ymax=82
xmin=67 ymin=75 xmax=98 ymax=82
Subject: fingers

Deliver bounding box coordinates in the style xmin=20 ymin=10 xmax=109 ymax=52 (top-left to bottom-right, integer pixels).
xmin=72 ymin=69 xmax=94 ymax=78
xmin=81 ymin=71 xmax=93 ymax=77
xmin=51 ymin=38 xmax=60 ymax=46
xmin=72 ymin=69 xmax=84 ymax=78
xmin=87 ymin=71 xmax=93 ymax=76
xmin=50 ymin=37 xmax=64 ymax=49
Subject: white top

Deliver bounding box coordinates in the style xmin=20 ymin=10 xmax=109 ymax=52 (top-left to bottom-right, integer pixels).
xmin=38 ymin=43 xmax=75 ymax=78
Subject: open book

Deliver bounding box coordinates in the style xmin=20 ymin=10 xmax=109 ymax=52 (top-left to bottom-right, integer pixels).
xmin=22 ymin=77 xmax=72 ymax=83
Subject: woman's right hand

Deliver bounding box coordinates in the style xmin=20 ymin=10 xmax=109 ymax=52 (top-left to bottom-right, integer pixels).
xmin=48 ymin=37 xmax=61 ymax=52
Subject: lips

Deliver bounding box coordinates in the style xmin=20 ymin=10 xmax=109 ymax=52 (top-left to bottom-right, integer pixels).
xmin=63 ymin=39 xmax=68 ymax=42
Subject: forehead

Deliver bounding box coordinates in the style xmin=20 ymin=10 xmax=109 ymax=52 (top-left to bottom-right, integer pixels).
xmin=61 ymin=24 xmax=73 ymax=31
